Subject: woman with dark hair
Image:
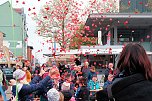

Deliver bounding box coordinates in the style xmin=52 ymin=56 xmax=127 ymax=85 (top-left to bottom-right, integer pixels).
xmin=108 ymin=43 xmax=152 ymax=101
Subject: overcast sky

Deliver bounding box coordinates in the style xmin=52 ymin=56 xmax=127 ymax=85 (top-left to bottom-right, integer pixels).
xmin=0 ymin=0 xmax=52 ymax=64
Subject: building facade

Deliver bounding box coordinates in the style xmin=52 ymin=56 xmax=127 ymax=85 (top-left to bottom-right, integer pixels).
xmin=0 ymin=1 xmax=27 ymax=58
xmin=84 ymin=0 xmax=152 ymax=66
xmin=120 ymin=0 xmax=152 ymax=13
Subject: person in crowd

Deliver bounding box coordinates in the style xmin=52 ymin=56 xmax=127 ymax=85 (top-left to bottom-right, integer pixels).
xmin=59 ymin=73 xmax=65 ymax=91
xmin=81 ymin=62 xmax=90 ymax=81
xmin=39 ymin=67 xmax=60 ymax=101
xmin=88 ymin=74 xmax=100 ymax=100
xmin=58 ymin=63 xmax=65 ymax=76
xmin=107 ymin=43 xmax=152 ymax=101
xmin=59 ymin=92 xmax=64 ymax=101
xmin=0 ymin=69 xmax=7 ymax=101
xmin=47 ymin=88 xmax=60 ymax=101
xmin=9 ymin=67 xmax=60 ymax=101
xmin=42 ymin=65 xmax=50 ymax=79
xmin=9 ymin=68 xmax=50 ymax=101
xmin=88 ymin=74 xmax=100 ymax=90
xmin=75 ymin=77 xmax=90 ymax=101
xmin=22 ymin=66 xmax=31 ymax=83
xmin=74 ymin=58 xmax=81 ymax=66
xmin=74 ymin=80 xmax=79 ymax=92
xmin=104 ymin=63 xmax=114 ymax=82
xmin=33 ymin=63 xmax=41 ymax=77
xmin=75 ymin=66 xmax=83 ymax=80
xmin=61 ymin=74 xmax=71 ymax=91
xmin=103 ymin=74 xmax=113 ymax=89
xmin=61 ymin=90 xmax=73 ymax=101
xmin=88 ymin=65 xmax=97 ymax=82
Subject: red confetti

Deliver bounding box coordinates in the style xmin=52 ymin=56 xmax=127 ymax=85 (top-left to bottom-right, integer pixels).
xmin=139 ymin=2 xmax=143 ymax=5
xmin=43 ymin=16 xmax=48 ymax=19
xmin=22 ymin=1 xmax=25 ymax=4
xmin=128 ymin=0 xmax=131 ymax=6
xmin=16 ymin=0 xmax=19 ymax=3
xmin=45 ymin=7 xmax=49 ymax=11
xmin=124 ymin=20 xmax=128 ymax=25
xmin=147 ymin=35 xmax=150 ymax=39
xmin=28 ymin=8 xmax=31 ymax=11
xmin=25 ymin=38 xmax=28 ymax=42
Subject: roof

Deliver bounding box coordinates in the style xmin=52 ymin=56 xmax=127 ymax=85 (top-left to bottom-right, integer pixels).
xmin=80 ymin=45 xmax=124 ymax=49
xmin=0 ymin=1 xmax=24 ymax=15
xmin=88 ymin=13 xmax=152 ymax=19
xmin=85 ymin=13 xmax=152 ymax=37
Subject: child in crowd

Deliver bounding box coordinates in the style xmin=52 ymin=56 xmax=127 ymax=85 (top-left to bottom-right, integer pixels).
xmin=88 ymin=74 xmax=100 ymax=90
xmin=75 ymin=77 xmax=90 ymax=101
xmin=22 ymin=66 xmax=31 ymax=83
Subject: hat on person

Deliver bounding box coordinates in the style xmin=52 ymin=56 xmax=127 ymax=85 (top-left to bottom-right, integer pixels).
xmin=61 ymin=82 xmax=70 ymax=91
xmin=13 ymin=69 xmax=26 ymax=80
xmin=47 ymin=88 xmax=60 ymax=101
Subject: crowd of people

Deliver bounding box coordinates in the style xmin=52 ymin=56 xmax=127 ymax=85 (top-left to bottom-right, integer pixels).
xmin=0 ymin=43 xmax=152 ymax=101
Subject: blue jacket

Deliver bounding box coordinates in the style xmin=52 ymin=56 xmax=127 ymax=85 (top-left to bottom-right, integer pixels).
xmin=75 ymin=86 xmax=90 ymax=101
xmin=88 ymin=80 xmax=100 ymax=90
xmin=11 ymin=76 xmax=51 ymax=101
xmin=103 ymin=80 xmax=112 ymax=89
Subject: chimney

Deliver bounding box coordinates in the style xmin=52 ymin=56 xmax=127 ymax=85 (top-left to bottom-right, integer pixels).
xmin=0 ymin=32 xmax=3 ymax=49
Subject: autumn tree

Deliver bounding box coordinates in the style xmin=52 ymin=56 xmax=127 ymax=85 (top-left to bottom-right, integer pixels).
xmin=33 ymin=0 xmax=84 ymax=49
xmin=69 ymin=0 xmax=119 ymax=49
xmin=69 ymin=24 xmax=97 ymax=49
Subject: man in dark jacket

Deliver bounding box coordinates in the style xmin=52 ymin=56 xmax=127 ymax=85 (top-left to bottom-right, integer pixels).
xmin=108 ymin=73 xmax=152 ymax=101
xmin=104 ymin=63 xmax=114 ymax=82
xmin=10 ymin=69 xmax=51 ymax=101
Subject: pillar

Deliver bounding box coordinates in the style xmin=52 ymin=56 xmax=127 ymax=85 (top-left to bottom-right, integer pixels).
xmin=114 ymin=26 xmax=118 ymax=45
xmin=98 ymin=31 xmax=103 ymax=45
